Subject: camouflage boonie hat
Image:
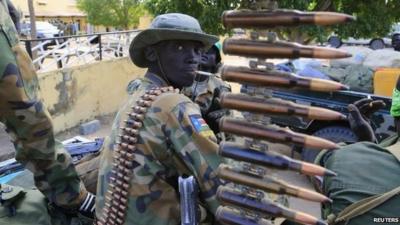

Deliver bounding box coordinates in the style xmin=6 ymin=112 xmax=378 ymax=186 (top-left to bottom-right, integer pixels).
xmin=129 ymin=13 xmax=218 ymax=68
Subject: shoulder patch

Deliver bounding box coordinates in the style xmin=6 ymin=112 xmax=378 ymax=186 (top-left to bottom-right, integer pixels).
xmin=189 ymin=114 xmax=214 ymax=137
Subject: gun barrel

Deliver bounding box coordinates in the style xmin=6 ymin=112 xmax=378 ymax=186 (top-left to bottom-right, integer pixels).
xmin=216 ymin=206 xmax=273 ymax=225
xmin=220 ymin=66 xmax=348 ymax=92
xmin=219 ymin=142 xmax=336 ymax=176
xmin=178 ymin=176 xmax=198 ymax=225
xmin=217 ymin=164 xmax=331 ymax=203
xmin=219 ymin=118 xmax=338 ymax=150
xmin=217 ymin=187 xmax=327 ymax=225
xmin=220 ymin=93 xmax=346 ymax=121
xmin=222 ymin=10 xmax=355 ymax=28
xmin=223 ymin=39 xmax=352 ymax=59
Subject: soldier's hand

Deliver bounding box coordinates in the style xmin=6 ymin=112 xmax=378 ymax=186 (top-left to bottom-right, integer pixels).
xmin=353 ymin=98 xmax=386 ymax=120
xmin=347 ymin=98 xmax=385 ymax=142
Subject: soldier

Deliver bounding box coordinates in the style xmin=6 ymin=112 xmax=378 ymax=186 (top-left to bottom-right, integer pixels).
xmin=96 ymin=13 xmax=223 ymax=225
xmin=183 ymin=42 xmax=232 ymax=136
xmin=0 ymin=0 xmax=95 ymax=221
xmin=311 ymin=82 xmax=400 ymax=225
xmin=392 ymin=33 xmax=400 ymax=52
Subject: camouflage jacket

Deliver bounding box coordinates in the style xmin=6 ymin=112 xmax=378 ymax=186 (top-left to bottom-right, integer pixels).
xmin=182 ymin=75 xmax=231 ymax=116
xmin=96 ymin=73 xmax=223 ymax=225
xmin=0 ymin=0 xmax=85 ymax=208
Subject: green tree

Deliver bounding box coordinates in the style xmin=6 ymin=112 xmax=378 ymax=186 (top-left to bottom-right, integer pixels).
xmin=144 ymin=0 xmax=242 ymax=35
xmin=143 ymin=0 xmax=400 ymax=43
xmin=77 ymin=0 xmax=145 ymax=29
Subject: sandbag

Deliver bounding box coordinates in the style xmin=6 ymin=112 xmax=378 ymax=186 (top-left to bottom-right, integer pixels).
xmin=363 ymin=49 xmax=400 ymax=69
xmin=330 ymin=46 xmax=372 ymax=68
xmin=342 ymin=64 xmax=374 ymax=93
xmin=316 ymin=64 xmax=373 ymax=93
xmin=316 ymin=140 xmax=400 ymax=225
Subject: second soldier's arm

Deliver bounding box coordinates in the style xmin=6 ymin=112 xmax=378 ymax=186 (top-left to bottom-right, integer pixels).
xmin=0 ymin=1 xmax=91 ymax=213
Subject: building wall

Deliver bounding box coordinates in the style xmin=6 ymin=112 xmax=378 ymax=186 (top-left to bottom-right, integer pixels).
xmin=12 ymin=0 xmax=83 ymax=17
xmin=38 ymin=57 xmax=145 ymax=133
xmin=12 ymin=0 xmax=88 ymax=33
xmin=12 ymin=0 xmax=152 ymax=33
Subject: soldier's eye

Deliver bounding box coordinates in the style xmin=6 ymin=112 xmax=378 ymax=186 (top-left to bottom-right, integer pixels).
xmin=194 ymin=47 xmax=202 ymax=55
xmin=177 ymin=45 xmax=183 ymax=50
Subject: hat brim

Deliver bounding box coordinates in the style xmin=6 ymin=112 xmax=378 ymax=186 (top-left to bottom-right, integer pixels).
xmin=129 ymin=29 xmax=219 ymax=68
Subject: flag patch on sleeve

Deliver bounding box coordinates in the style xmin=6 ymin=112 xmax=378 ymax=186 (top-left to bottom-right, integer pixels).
xmin=189 ymin=114 xmax=214 ymax=137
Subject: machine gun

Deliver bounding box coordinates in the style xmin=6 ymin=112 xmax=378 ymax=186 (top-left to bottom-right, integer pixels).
xmin=214 ymin=1 xmax=354 ymax=225
xmin=0 ymin=137 xmax=104 ymax=183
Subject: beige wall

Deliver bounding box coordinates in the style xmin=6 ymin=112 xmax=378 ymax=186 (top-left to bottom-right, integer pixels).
xmin=12 ymin=0 xmax=84 ymax=17
xmin=38 ymin=58 xmax=145 ymax=133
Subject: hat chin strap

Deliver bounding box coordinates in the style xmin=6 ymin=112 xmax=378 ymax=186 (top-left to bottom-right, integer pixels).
xmin=155 ymin=51 xmax=172 ymax=87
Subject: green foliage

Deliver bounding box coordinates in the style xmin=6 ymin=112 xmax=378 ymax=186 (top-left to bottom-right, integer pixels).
xmin=143 ymin=0 xmax=400 ymax=43
xmin=144 ymin=0 xmax=242 ymax=35
xmin=77 ymin=0 xmax=145 ymax=29
xmin=278 ymin=0 xmax=400 ymax=43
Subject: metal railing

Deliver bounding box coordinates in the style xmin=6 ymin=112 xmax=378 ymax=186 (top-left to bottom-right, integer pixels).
xmin=21 ymin=30 xmax=140 ymax=72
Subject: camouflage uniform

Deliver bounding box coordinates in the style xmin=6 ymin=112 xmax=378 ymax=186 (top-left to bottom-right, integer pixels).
xmin=183 ymin=75 xmax=231 ymax=116
xmin=0 ymin=0 xmax=86 ymax=208
xmin=96 ymin=73 xmax=223 ymax=224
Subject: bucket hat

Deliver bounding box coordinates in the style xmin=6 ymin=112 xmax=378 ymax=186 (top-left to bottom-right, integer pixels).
xmin=129 ymin=13 xmax=218 ymax=67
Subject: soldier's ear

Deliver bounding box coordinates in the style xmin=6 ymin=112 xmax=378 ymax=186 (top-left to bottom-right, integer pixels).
xmin=144 ymin=46 xmax=157 ymax=62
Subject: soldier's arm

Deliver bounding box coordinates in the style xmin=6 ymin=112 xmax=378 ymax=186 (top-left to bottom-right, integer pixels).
xmin=0 ymin=13 xmax=89 ymax=212
xmin=6 ymin=0 xmax=20 ymax=32
xmin=164 ymin=95 xmax=223 ymax=214
xmin=193 ymin=76 xmax=231 ymax=115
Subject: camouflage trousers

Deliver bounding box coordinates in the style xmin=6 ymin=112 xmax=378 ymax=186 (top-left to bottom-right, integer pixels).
xmin=0 ymin=26 xmax=86 ymax=208
xmin=0 ymin=184 xmax=93 ymax=225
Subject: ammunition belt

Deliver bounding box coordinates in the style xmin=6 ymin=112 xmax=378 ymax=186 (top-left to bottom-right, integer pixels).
xmin=97 ymin=86 xmax=177 ymax=225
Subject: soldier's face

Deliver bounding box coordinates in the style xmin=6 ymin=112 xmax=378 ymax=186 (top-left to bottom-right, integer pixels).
xmin=393 ymin=34 xmax=400 ymax=51
xmin=200 ymin=47 xmax=218 ymax=69
xmin=156 ymin=40 xmax=203 ymax=88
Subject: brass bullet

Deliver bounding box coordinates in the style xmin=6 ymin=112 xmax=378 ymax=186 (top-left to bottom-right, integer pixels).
xmin=132 ymin=106 xmax=147 ymax=113
xmin=223 ymin=38 xmax=352 ymax=59
xmin=221 ymin=65 xmax=348 ymax=92
xmin=217 ymin=186 xmax=327 ymax=225
xmin=124 ymin=119 xmax=142 ymax=128
xmin=137 ymin=99 xmax=152 ymax=107
xmin=300 ymin=162 xmax=337 ymax=177
xmin=220 ymin=118 xmax=339 ymax=150
xmin=220 ymin=93 xmax=346 ymax=121
xmin=119 ymin=135 xmax=137 ymax=143
xmin=128 ymin=113 xmax=145 ymax=121
xmin=222 ymin=10 xmax=355 ymax=28
xmin=142 ymin=94 xmax=156 ymax=101
xmin=120 ymin=197 xmax=128 ymax=204
xmin=219 ymin=142 xmax=336 ymax=176
xmin=121 ymin=127 xmax=140 ymax=136
xmin=216 ymin=206 xmax=273 ymax=225
xmin=217 ymin=164 xmax=331 ymax=203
